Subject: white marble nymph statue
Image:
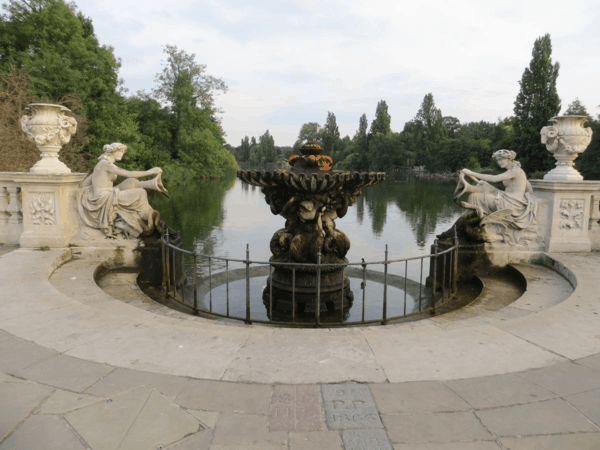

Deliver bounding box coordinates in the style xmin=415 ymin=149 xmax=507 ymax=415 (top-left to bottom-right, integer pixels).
xmin=77 ymin=143 xmax=168 ymax=239
xmin=440 ymin=149 xmax=538 ymax=245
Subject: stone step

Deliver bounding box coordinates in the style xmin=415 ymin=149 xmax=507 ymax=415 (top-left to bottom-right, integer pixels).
xmin=430 ymin=263 xmax=573 ymax=330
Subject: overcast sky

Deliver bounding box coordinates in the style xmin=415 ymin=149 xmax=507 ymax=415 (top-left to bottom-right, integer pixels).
xmin=74 ymin=0 xmax=599 ymax=147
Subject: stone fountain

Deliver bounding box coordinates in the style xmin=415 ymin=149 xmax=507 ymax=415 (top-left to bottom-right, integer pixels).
xmin=238 ymin=141 xmax=385 ymax=315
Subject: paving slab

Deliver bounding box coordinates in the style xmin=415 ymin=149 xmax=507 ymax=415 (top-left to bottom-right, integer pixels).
xmin=370 ymin=381 xmax=470 ymax=414
xmin=322 ymin=384 xmax=383 ymax=430
xmin=175 ymin=379 xmax=272 ymax=413
xmin=365 ymin=325 xmax=566 ymax=382
xmin=38 ymin=389 xmax=104 ymax=414
xmin=0 ymin=381 xmax=54 ymax=440
xmin=119 ymin=389 xmax=201 ymax=450
xmin=0 ymin=414 xmax=87 ymax=450
xmin=221 ymin=333 xmax=387 ymax=383
xmin=14 ymin=354 xmax=114 ymax=392
xmin=499 ymin=433 xmax=600 ymax=449
xmin=0 ymin=330 xmax=13 ymax=342
xmin=210 ymin=445 xmax=287 ymax=450
xmin=517 ymin=362 xmax=600 ymax=396
xmin=65 ymin=386 xmax=151 ymax=450
xmin=382 ymin=412 xmax=491 ymax=443
xmin=0 ymin=337 xmax=57 ymax=373
xmin=393 ymin=443 xmax=501 ymax=450
xmin=475 ymin=398 xmax=598 ymax=436
xmin=444 ymin=372 xmax=555 ymax=408
xmin=289 ymin=431 xmax=343 ymax=450
xmin=187 ymin=409 xmax=220 ymax=428
xmin=65 ymin=320 xmax=249 ymax=380
xmin=269 ymin=385 xmax=325 ymax=431
xmin=564 ymin=389 xmax=600 ymax=427
xmin=84 ymin=366 xmax=189 ymax=399
xmin=575 ymin=352 xmax=600 ymax=371
xmin=164 ymin=430 xmax=212 ymax=449
xmin=342 ymin=429 xmax=393 ymax=450
xmin=211 ymin=413 xmax=287 ymax=446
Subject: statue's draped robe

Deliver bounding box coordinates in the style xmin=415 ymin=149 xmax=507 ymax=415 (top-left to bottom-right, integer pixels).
xmin=78 ymin=186 xmax=152 ymax=238
xmin=468 ymin=190 xmax=538 ymax=230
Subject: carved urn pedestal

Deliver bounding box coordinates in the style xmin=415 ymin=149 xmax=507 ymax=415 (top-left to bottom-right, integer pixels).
xmin=533 ymin=115 xmax=597 ymax=252
xmin=238 ymin=141 xmax=385 ymax=318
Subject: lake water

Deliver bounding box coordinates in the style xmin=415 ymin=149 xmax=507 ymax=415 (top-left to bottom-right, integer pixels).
xmin=149 ymin=171 xmax=464 ymax=322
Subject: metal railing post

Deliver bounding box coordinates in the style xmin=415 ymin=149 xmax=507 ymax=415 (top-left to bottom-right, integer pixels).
xmin=193 ymin=250 xmax=198 ymax=312
xmin=226 ymin=260 xmax=230 ymax=317
xmin=453 ymin=225 xmax=459 ymax=295
xmin=292 ymin=267 xmax=296 ymax=323
xmin=245 ymin=244 xmax=251 ymax=324
xmin=208 ymin=256 xmax=213 ymax=313
xmin=340 ymin=264 xmax=345 ymax=323
xmin=382 ymin=245 xmax=388 ymax=325
xmin=165 ymin=228 xmax=171 ymax=295
xmin=431 ymin=239 xmax=438 ymax=315
xmin=361 ymin=258 xmax=367 ymax=323
xmin=316 ymin=252 xmax=321 ymax=327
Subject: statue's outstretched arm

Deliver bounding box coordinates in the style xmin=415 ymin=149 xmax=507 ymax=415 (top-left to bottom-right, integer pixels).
xmin=462 ymin=168 xmax=514 ymax=183
xmin=108 ymin=162 xmax=162 ymax=179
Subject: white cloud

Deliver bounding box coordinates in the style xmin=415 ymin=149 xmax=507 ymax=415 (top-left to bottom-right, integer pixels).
xmin=75 ymin=0 xmax=600 ymax=146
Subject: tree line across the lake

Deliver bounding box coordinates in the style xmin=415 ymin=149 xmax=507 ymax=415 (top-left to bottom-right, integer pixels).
xmin=1 ymin=1 xmax=599 ymax=181
xmin=231 ymin=35 xmax=600 ymax=180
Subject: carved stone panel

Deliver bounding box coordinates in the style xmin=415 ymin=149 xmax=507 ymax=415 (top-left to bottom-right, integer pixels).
xmin=558 ymin=199 xmax=584 ymax=230
xmin=30 ymin=192 xmax=56 ymax=226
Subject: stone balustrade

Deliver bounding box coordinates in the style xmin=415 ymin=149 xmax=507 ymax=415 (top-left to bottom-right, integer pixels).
xmin=0 ymin=174 xmax=24 ymax=245
xmin=0 ymin=172 xmax=86 ymax=248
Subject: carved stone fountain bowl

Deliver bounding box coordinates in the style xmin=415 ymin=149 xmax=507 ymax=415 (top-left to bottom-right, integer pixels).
xmin=237 ymin=169 xmax=386 ymax=194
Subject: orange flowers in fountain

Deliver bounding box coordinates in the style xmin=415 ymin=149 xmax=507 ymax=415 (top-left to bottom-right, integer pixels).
xmin=288 ymin=149 xmax=333 ymax=171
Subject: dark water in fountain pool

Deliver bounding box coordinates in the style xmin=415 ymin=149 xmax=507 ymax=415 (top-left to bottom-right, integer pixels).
xmin=149 ymin=171 xmax=463 ymax=322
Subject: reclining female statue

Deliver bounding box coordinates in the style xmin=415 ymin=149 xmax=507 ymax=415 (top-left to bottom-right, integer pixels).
xmin=78 ymin=143 xmax=168 ymax=239
xmin=439 ymin=149 xmax=538 ymax=244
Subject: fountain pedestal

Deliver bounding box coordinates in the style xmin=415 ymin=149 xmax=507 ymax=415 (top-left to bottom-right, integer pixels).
xmin=238 ymin=141 xmax=385 ymax=316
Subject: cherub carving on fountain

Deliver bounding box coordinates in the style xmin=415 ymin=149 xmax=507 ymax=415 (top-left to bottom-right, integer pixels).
xmin=439 ymin=150 xmax=538 ymax=246
xmin=77 ymin=143 xmax=168 ymax=240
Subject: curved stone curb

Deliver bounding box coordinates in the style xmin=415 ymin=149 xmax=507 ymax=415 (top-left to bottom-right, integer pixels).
xmin=0 ymin=248 xmax=598 ymax=384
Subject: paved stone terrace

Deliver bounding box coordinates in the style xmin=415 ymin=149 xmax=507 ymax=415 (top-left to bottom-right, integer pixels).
xmin=1 ymin=247 xmax=600 ymax=448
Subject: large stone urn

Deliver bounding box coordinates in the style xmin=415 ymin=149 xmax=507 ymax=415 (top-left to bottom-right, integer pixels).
xmin=238 ymin=142 xmax=385 ymax=315
xmin=540 ymin=115 xmax=593 ymax=181
xmin=20 ymin=103 xmax=78 ymax=174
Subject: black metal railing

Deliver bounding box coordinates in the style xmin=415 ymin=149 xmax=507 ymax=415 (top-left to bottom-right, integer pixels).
xmin=160 ymin=228 xmax=459 ymax=327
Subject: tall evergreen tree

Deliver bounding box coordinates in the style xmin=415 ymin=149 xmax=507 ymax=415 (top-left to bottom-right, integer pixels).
xmin=259 ymin=129 xmax=276 ymax=163
xmin=564 ymin=98 xmax=589 ymax=116
xmin=321 ymin=111 xmax=340 ymax=156
xmin=239 ymin=136 xmax=251 ymax=162
xmin=412 ymin=93 xmax=445 ymax=169
xmin=370 ymin=100 xmax=391 ymax=135
xmin=354 ymin=113 xmax=370 ymax=170
xmin=513 ymin=34 xmax=561 ymax=174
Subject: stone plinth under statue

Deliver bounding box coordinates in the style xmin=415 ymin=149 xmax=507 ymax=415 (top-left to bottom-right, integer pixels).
xmin=238 ymin=142 xmax=385 ymax=314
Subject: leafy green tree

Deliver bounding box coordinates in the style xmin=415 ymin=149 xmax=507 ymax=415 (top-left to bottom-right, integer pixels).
xmin=0 ymin=0 xmax=143 ymax=159
xmin=564 ymin=98 xmax=589 ymax=116
xmin=153 ymin=44 xmax=227 ymax=113
xmin=239 ymin=136 xmax=251 ymax=162
xmin=412 ymin=93 xmax=446 ymax=169
xmin=370 ymin=100 xmax=391 ymax=135
xmin=321 ymin=111 xmax=340 ymax=156
xmin=576 ymin=119 xmax=600 ymax=179
xmin=259 ymin=129 xmax=276 ymax=163
xmin=513 ymin=34 xmax=561 ymax=174
xmin=442 ymin=116 xmax=461 ymax=138
xmin=293 ymin=122 xmax=322 ymax=151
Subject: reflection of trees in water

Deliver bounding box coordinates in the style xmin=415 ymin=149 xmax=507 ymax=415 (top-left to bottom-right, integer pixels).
xmin=360 ymin=172 xmax=462 ymax=246
xmin=149 ymin=174 xmax=236 ymax=252
xmin=356 ymin=195 xmax=364 ymax=225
